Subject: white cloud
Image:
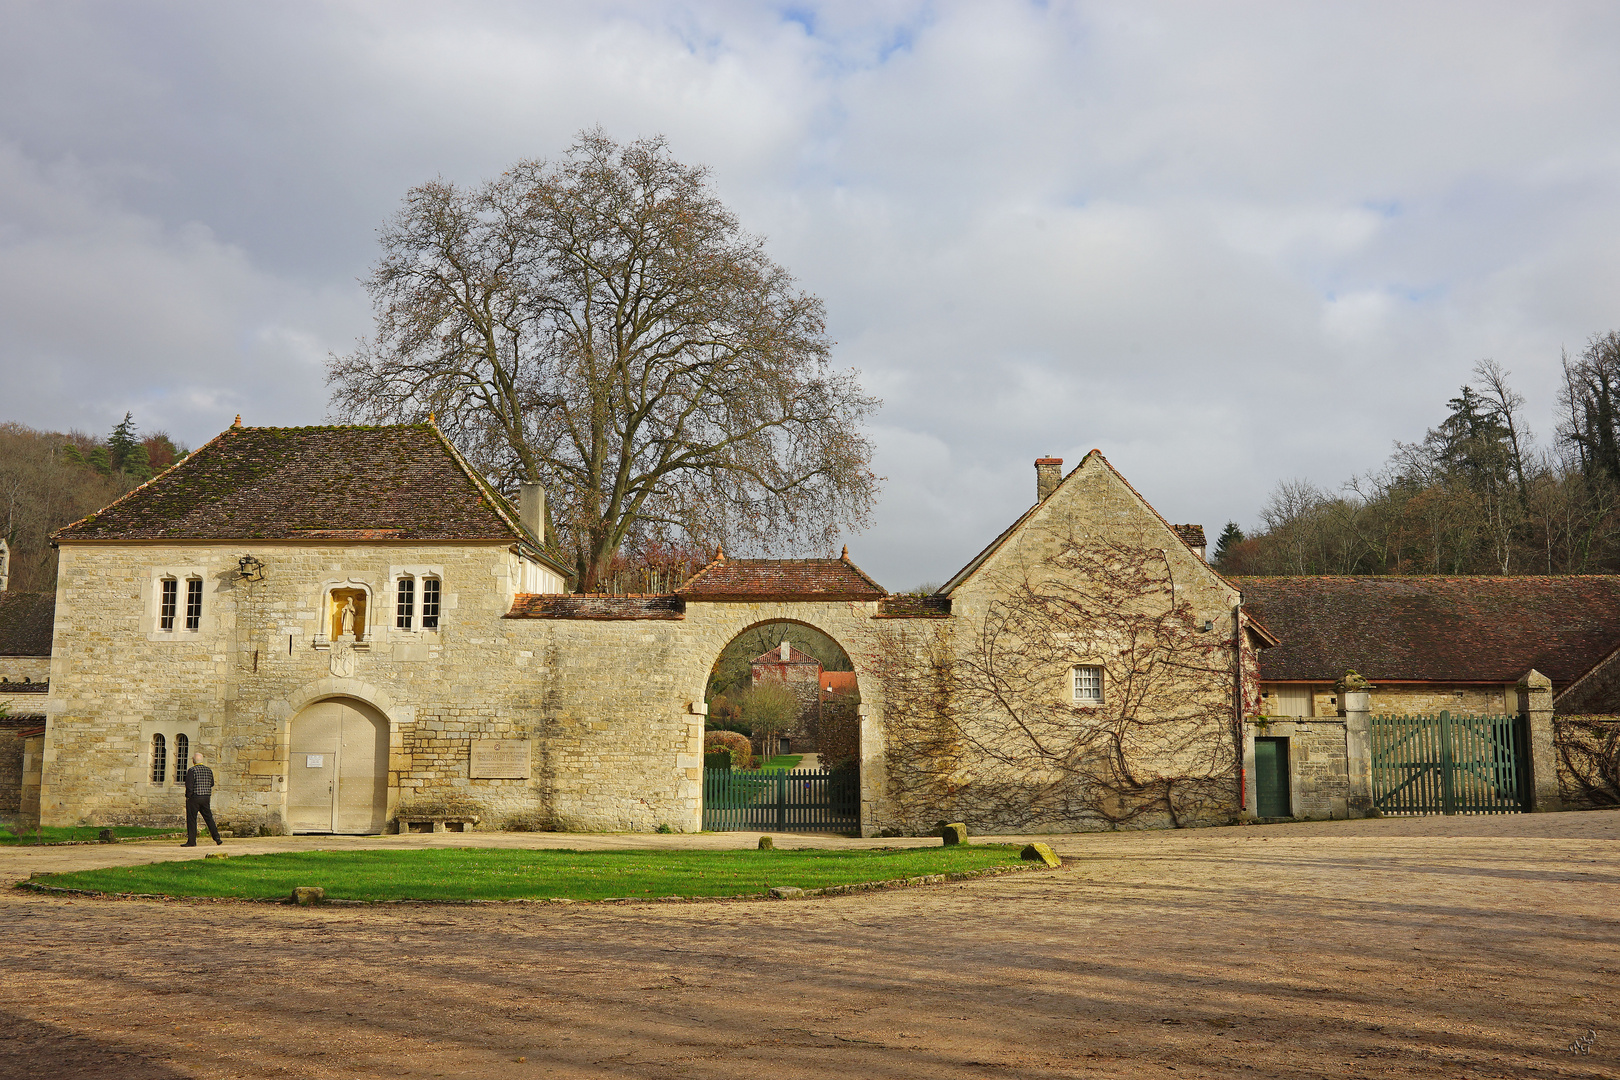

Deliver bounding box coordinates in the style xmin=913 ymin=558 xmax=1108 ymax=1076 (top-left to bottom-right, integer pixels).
xmin=4 ymin=2 xmax=1620 ymax=586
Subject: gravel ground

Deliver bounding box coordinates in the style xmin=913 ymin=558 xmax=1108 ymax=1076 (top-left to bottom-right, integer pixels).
xmin=0 ymin=809 xmax=1615 ymax=1079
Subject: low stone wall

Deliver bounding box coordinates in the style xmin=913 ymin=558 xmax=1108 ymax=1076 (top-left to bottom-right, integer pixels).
xmin=1553 ymin=715 xmax=1620 ymax=808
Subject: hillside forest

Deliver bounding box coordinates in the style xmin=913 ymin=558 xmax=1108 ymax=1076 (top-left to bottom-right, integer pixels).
xmin=1215 ymin=332 xmax=1620 ymax=578
xmin=0 ymin=416 xmax=187 ymax=592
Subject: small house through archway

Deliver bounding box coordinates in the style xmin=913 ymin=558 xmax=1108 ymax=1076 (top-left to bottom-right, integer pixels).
xmin=702 ymin=620 xmax=860 ymax=833
xmin=287 ymin=697 xmax=389 ymax=833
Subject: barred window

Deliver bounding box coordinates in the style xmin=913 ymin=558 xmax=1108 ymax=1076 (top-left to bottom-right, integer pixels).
xmin=184 ymin=578 xmax=203 ymax=630
xmin=396 ymin=577 xmax=415 ymax=630
xmin=1072 ymin=665 xmax=1103 ymax=704
xmin=159 ymin=578 xmax=178 ymax=631
xmin=421 ymin=577 xmax=440 ymax=630
xmin=151 ymin=733 xmax=167 ymax=784
xmin=174 ymin=734 xmax=189 ymax=779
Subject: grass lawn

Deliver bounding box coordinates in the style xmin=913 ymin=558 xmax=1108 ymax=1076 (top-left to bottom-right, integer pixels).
xmin=756 ymin=754 xmax=803 ymax=771
xmin=0 ymin=825 xmax=181 ymax=846
xmin=34 ymin=845 xmax=1031 ymax=902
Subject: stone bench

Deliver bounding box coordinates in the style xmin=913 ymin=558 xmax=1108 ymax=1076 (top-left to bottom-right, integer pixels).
xmin=395 ymin=815 xmax=480 ymax=834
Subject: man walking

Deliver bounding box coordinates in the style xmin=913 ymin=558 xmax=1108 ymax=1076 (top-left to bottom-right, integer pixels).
xmin=183 ymin=751 xmax=222 ymax=846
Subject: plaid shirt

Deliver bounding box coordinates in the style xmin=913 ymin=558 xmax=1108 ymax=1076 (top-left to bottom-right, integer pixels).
xmin=184 ymin=764 xmax=215 ymax=799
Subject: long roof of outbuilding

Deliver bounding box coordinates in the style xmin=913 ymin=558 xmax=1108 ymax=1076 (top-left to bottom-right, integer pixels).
xmin=51 ymin=423 xmax=571 ymax=575
xmin=0 ymin=592 xmax=54 ymax=657
xmin=1237 ymin=575 xmax=1620 ymax=689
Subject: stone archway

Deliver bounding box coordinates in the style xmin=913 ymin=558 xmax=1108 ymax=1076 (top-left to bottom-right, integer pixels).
xmin=679 ymin=603 xmax=883 ymax=834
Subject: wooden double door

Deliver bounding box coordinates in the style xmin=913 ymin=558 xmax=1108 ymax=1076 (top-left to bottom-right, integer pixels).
xmin=288 ymin=699 xmax=389 ymax=834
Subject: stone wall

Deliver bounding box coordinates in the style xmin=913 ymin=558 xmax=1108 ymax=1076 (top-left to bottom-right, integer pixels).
xmin=1553 ymin=715 xmax=1620 ymax=808
xmin=0 ymin=659 xmax=50 ymax=683
xmin=0 ymin=728 xmax=23 ymax=812
xmin=39 ymin=538 xmax=891 ymax=834
xmin=1247 ymin=719 xmax=1351 ymax=819
xmin=1264 ymin=684 xmax=1518 ymax=719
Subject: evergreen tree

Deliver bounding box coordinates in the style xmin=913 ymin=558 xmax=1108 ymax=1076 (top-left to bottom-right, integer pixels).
xmin=1213 ymin=521 xmax=1244 ymax=565
xmin=107 ymin=413 xmax=138 ymax=473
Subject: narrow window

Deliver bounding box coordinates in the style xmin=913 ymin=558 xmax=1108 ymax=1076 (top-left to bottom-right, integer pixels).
xmin=151 ymin=733 xmax=166 ymax=784
xmin=396 ymin=577 xmax=414 ymax=630
xmin=174 ymin=734 xmax=189 ymax=780
xmin=184 ymin=578 xmax=203 ymax=631
xmin=421 ymin=577 xmax=440 ymax=630
xmin=159 ymin=578 xmax=178 ymax=631
xmin=1072 ymin=665 xmax=1103 ymax=705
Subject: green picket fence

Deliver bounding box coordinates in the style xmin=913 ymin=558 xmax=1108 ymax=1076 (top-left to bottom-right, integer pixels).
xmin=1371 ymin=711 xmax=1525 ymax=815
xmin=702 ymin=767 xmax=860 ymax=834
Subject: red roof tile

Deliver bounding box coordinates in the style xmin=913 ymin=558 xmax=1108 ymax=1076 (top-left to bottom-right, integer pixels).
xmin=821 ymin=671 xmax=859 ymax=698
xmin=1238 ymin=575 xmax=1620 ymax=689
xmin=676 ymin=550 xmax=885 ymax=601
xmin=750 ymin=644 xmax=821 ymax=666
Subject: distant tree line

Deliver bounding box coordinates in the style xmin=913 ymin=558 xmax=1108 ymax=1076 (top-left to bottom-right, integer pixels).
xmin=1216 ymin=333 xmax=1620 ymax=577
xmin=0 ymin=416 xmax=187 ymax=591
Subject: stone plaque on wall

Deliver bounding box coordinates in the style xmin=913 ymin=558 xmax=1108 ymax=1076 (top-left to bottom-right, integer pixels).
xmin=470 ymin=739 xmax=532 ymax=779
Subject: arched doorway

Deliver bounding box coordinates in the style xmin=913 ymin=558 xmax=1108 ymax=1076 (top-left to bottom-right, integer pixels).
xmin=702 ymin=619 xmax=860 ymax=833
xmin=287 ymin=698 xmax=389 ymax=834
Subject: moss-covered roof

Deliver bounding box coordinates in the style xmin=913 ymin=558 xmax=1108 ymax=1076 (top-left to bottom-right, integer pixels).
xmin=52 ymin=424 xmax=566 ymax=574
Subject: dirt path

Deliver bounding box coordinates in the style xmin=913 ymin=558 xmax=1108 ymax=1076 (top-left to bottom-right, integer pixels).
xmin=1 ymin=811 xmax=1616 ymax=1078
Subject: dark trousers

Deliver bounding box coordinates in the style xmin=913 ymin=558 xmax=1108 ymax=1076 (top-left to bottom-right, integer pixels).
xmin=187 ymin=796 xmax=221 ymax=844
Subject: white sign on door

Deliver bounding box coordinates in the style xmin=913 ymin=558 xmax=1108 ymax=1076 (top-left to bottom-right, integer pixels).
xmin=306 ymin=754 xmax=325 ymax=768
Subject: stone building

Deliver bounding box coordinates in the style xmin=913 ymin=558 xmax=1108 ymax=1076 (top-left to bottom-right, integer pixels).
xmin=748 ymin=641 xmax=828 ymax=754
xmin=26 ymin=420 xmax=1577 ymax=836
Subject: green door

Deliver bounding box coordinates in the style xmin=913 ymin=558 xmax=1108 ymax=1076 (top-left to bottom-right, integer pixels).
xmin=1255 ymin=737 xmax=1290 ymax=818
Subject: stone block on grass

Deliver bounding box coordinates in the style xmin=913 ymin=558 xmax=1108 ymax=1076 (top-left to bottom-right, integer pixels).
xmin=1021 ymin=842 xmax=1060 ymax=868
xmin=941 ymin=822 xmax=968 ymax=846
xmin=758 ymin=835 xmax=774 ymax=850
xmin=769 ymin=886 xmax=804 ymax=899
xmin=290 ymin=887 xmax=326 ymax=906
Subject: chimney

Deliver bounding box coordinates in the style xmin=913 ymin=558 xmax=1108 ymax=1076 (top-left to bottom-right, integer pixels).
xmin=1173 ymin=524 xmax=1208 ymax=562
xmin=518 ymin=483 xmax=546 ymax=543
xmin=1035 ymin=457 xmax=1063 ymax=502
xmin=780 ymin=640 xmax=791 ymax=662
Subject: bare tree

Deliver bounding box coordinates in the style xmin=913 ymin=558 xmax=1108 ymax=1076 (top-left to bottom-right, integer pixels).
xmin=329 ymin=129 xmax=881 ymax=588
xmin=870 ymin=536 xmax=1238 ymax=832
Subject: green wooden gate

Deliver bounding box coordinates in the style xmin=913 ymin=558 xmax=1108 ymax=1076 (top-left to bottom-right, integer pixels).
xmin=702 ymin=767 xmax=860 ymax=834
xmin=1370 ymin=711 xmax=1526 ymax=815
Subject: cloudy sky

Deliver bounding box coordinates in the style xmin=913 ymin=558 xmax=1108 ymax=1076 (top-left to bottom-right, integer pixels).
xmin=4 ymin=2 xmax=1619 ymax=588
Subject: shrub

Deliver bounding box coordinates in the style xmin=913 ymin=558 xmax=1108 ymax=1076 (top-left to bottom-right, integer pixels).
xmin=708 ymin=695 xmax=744 ymax=728
xmin=703 ymin=729 xmax=753 ymax=770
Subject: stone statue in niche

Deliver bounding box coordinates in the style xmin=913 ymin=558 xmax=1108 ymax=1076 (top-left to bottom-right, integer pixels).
xmin=339 ymin=597 xmax=356 ymax=637
xmin=329 ymin=588 xmax=366 ymax=642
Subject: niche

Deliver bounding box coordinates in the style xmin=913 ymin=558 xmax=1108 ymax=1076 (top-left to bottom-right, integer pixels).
xmin=329 ymin=588 xmax=368 ymax=641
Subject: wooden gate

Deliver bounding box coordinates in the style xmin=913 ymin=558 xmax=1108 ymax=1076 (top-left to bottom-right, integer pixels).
xmin=702 ymin=767 xmax=860 ymax=834
xmin=1371 ymin=711 xmax=1525 ymax=815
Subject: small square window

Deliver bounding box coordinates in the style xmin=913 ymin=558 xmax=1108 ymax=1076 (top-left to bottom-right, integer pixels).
xmin=185 ymin=578 xmax=203 ymax=630
xmin=159 ymin=578 xmax=178 ymax=631
xmin=1072 ymin=665 xmax=1103 ymax=704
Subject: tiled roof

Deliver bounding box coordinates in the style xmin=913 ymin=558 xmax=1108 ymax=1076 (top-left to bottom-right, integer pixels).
xmin=875 ymin=595 xmax=952 ymax=618
xmin=0 ymin=592 xmax=53 ymax=657
xmin=1237 ymin=575 xmax=1620 ymax=689
xmin=1173 ymin=524 xmax=1206 ymax=549
xmin=821 ymin=671 xmax=859 ymax=698
xmin=51 ymin=425 xmax=569 ymax=574
xmin=505 ymin=594 xmax=685 ymax=620
xmin=676 ymin=548 xmax=886 ymax=601
xmin=0 ymin=680 xmax=47 ymax=692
